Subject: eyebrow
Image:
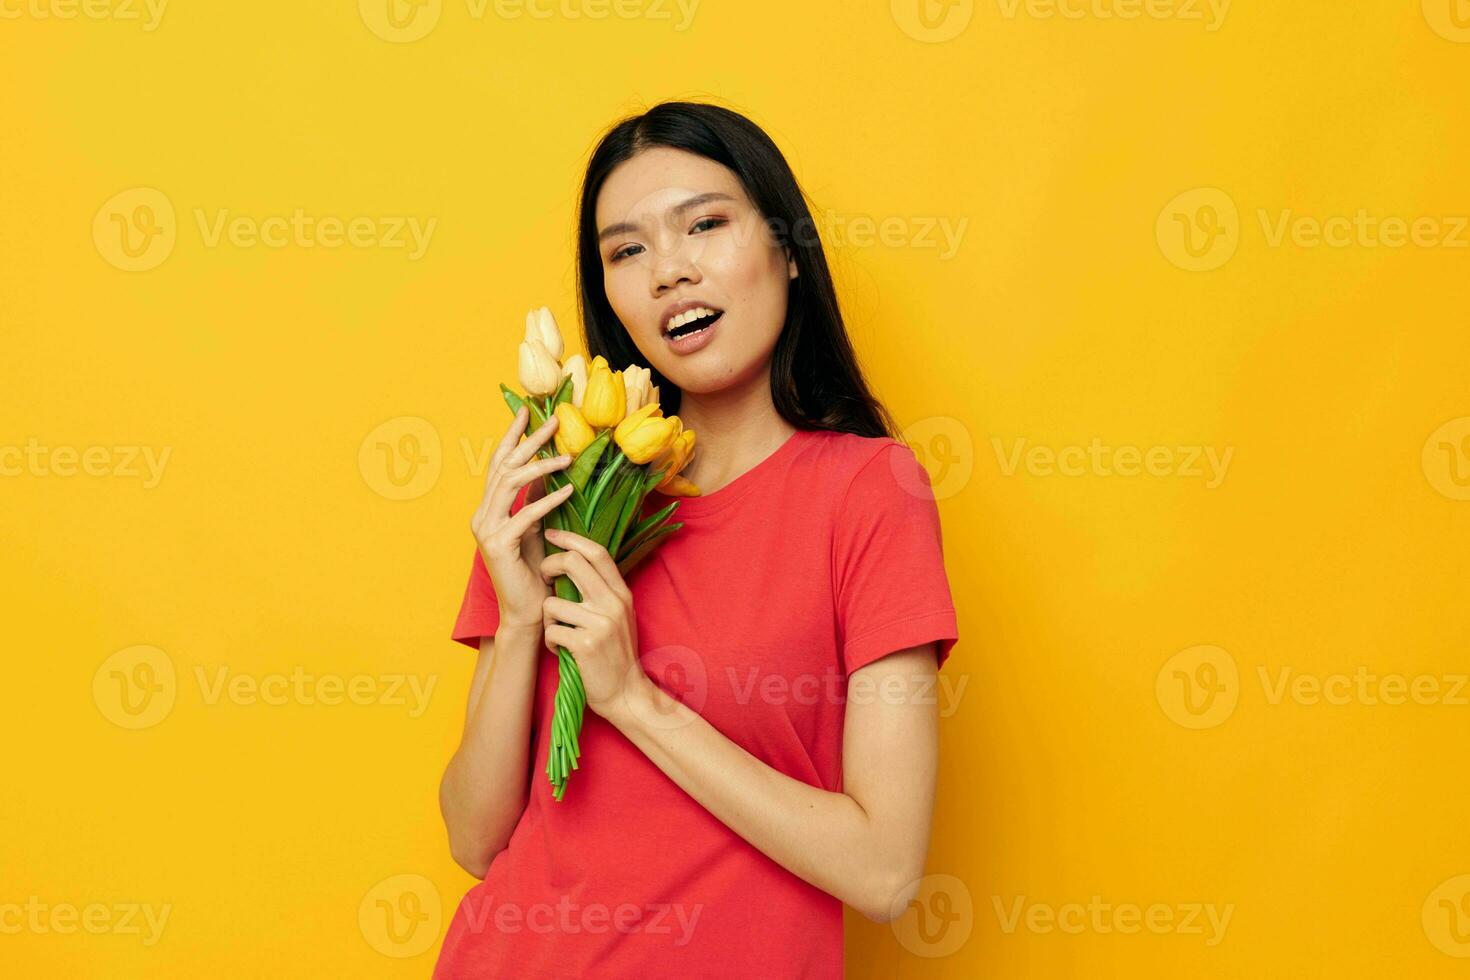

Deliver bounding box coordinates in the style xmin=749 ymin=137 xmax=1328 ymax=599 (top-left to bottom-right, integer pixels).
xmin=597 ymin=192 xmax=738 ymax=243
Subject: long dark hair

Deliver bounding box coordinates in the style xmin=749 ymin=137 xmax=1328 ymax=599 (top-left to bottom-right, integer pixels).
xmin=574 ymin=100 xmax=900 ymax=440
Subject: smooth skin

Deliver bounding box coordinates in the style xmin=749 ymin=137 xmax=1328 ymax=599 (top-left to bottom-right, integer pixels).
xmin=439 ymin=145 xmax=940 ymax=924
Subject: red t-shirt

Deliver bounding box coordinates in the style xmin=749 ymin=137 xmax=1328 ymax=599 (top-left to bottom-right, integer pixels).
xmin=433 ymin=425 xmax=960 ymax=979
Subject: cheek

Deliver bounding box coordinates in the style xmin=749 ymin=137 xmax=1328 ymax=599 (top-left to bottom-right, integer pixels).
xmin=716 ymin=242 xmax=789 ymax=347
xmin=603 ymin=269 xmax=656 ymax=340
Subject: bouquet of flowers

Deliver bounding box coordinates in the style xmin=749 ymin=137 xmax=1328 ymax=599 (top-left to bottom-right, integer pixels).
xmin=506 ymin=306 xmax=699 ymax=801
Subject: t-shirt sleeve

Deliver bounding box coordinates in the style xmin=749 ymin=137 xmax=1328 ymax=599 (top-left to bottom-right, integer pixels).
xmin=452 ymin=482 xmax=532 ymax=649
xmin=833 ymin=442 xmax=960 ymax=674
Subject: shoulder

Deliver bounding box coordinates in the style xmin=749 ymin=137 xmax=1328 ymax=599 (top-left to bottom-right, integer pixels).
xmin=794 ymin=428 xmax=931 ymax=504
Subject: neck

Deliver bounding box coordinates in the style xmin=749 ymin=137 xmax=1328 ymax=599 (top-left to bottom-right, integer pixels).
xmin=672 ymin=367 xmax=796 ymax=495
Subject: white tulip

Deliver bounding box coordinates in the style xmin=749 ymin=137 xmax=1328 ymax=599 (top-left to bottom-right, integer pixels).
xmin=524 ymin=305 xmax=564 ymax=362
xmin=561 ymin=353 xmax=589 ymax=408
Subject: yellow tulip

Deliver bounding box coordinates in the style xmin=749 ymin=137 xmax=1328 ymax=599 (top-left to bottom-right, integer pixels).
xmin=582 ymin=355 xmax=626 ymax=429
xmin=658 ymin=474 xmax=701 ymax=497
xmin=553 ymin=403 xmax=596 ymax=457
xmin=561 ymin=353 xmax=588 ymax=408
xmin=624 ymin=364 xmax=654 ymax=413
xmin=525 ymin=306 xmax=564 ymax=362
xmin=614 ymin=402 xmax=679 ymax=464
xmin=518 ymin=338 xmax=561 ymax=396
xmin=655 ymin=428 xmax=696 ymax=489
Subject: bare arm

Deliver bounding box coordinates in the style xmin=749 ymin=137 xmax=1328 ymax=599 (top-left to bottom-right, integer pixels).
xmin=438 ymin=624 xmax=543 ymax=878
xmin=603 ymin=644 xmax=941 ymax=923
xmin=439 ymin=405 xmax=571 ymax=877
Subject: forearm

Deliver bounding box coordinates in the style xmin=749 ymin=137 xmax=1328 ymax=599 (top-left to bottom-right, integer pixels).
xmin=604 ymin=677 xmax=907 ymax=921
xmin=439 ymin=624 xmax=541 ymax=876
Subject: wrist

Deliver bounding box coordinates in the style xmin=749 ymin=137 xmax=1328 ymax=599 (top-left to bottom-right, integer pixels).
xmin=606 ymin=671 xmax=658 ymax=734
xmin=494 ymin=621 xmax=543 ymax=649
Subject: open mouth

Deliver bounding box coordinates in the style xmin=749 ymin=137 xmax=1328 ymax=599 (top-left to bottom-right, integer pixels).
xmin=665 ymin=309 xmax=724 ymax=340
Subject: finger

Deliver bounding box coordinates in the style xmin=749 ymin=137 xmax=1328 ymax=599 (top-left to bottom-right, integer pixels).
xmin=539 ymin=549 xmax=609 ymax=605
xmin=489 ymin=450 xmax=571 ymax=527
xmin=543 ymin=595 xmax=602 ymax=630
xmin=545 ymin=622 xmax=581 ymax=656
xmin=505 ymin=482 xmax=574 ymax=540
xmin=488 ymin=404 xmax=530 ymax=476
xmin=479 ymin=405 xmax=528 ymax=516
xmin=544 ymin=529 xmax=631 ymax=604
xmin=507 ymin=412 xmax=560 ymax=471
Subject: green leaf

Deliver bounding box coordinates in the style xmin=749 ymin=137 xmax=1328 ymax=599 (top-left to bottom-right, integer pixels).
xmin=551 ymin=373 xmax=573 ymax=408
xmin=607 ymin=471 xmax=648 ymax=560
xmin=500 ymin=383 xmax=527 ymax=417
xmin=619 ymin=500 xmax=678 ymax=558
xmin=588 ymin=466 xmax=635 ymax=545
xmin=567 ymin=430 xmax=610 ymax=494
xmin=586 ymin=447 xmax=626 ymax=516
xmin=616 ymin=523 xmax=681 ymax=578
xmin=554 ymin=573 xmax=582 ymax=604
xmin=560 ymin=497 xmax=589 ymax=537
xmin=642 ymin=466 xmax=670 ymax=494
xmin=525 ymin=397 xmax=549 ymax=431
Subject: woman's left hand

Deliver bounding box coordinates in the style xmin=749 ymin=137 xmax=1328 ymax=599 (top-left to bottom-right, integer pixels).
xmin=538 ymin=527 xmax=648 ymax=718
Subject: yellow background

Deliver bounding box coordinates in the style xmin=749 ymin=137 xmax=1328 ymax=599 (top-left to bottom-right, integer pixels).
xmin=3 ymin=0 xmax=1468 ymax=976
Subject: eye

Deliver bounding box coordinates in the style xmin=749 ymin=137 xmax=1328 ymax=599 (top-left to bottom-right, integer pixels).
xmin=608 ymin=217 xmax=727 ymax=264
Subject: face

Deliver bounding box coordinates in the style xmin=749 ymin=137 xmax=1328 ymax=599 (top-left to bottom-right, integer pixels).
xmin=594 ymin=146 xmax=798 ymax=399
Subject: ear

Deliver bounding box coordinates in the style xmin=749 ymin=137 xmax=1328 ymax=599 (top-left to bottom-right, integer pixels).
xmin=786 ymin=250 xmax=799 ymax=281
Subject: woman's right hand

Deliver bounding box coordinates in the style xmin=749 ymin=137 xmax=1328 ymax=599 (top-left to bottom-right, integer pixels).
xmin=471 ymin=405 xmax=575 ymax=633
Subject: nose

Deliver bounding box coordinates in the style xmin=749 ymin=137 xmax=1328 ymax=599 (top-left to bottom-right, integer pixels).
xmin=650 ymin=235 xmax=702 ymax=297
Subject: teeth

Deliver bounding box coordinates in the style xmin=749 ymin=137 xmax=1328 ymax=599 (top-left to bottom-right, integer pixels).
xmin=667 ymin=306 xmax=719 ymax=332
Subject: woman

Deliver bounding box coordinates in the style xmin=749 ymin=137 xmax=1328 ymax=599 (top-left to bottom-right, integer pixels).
xmin=434 ymin=100 xmax=960 ymax=979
